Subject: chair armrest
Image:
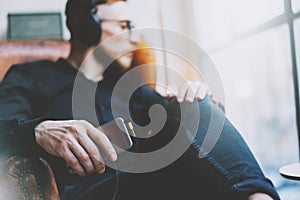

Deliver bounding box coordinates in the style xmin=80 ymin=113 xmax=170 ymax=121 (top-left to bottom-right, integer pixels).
xmin=0 ymin=155 xmax=60 ymax=200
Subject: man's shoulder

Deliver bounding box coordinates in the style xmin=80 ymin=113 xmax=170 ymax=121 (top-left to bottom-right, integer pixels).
xmin=10 ymin=59 xmax=57 ymax=71
xmin=7 ymin=58 xmax=74 ymax=79
xmin=1 ymin=59 xmax=55 ymax=81
xmin=6 ymin=59 xmax=56 ymax=76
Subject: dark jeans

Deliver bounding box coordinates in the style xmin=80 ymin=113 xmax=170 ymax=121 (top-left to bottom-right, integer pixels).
xmin=50 ymin=97 xmax=278 ymax=200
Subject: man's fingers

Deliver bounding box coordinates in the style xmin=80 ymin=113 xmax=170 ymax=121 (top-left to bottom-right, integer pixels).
xmin=177 ymin=83 xmax=189 ymax=103
xmin=166 ymin=88 xmax=175 ymax=98
xmin=82 ymin=121 xmax=117 ymax=162
xmin=165 ymin=81 xmax=208 ymax=103
xmin=185 ymin=82 xmax=201 ymax=102
xmin=184 ymin=81 xmax=208 ymax=102
xmin=76 ymin=132 xmax=106 ymax=174
xmin=69 ymin=140 xmax=97 ymax=175
xmin=62 ymin=148 xmax=86 ymax=176
xmin=196 ymin=82 xmax=207 ymax=101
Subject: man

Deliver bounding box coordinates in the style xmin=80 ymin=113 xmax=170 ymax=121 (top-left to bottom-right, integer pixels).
xmin=0 ymin=0 xmax=279 ymax=199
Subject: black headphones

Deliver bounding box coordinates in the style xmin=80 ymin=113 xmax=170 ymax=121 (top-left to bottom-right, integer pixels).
xmin=66 ymin=0 xmax=104 ymax=46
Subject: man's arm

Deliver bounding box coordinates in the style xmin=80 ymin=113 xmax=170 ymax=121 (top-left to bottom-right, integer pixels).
xmin=0 ymin=65 xmax=41 ymax=154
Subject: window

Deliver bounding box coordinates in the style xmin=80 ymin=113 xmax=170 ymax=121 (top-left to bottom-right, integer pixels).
xmin=295 ymin=18 xmax=300 ymax=68
xmin=211 ymin=24 xmax=298 ymax=167
xmin=192 ymin=0 xmax=300 ymax=198
xmin=192 ymin=0 xmax=285 ymax=50
xmin=229 ymin=0 xmax=284 ymax=35
xmin=292 ymin=0 xmax=300 ymax=13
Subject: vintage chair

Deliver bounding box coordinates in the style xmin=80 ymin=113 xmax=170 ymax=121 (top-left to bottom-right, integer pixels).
xmin=0 ymin=39 xmax=156 ymax=199
xmin=0 ymin=40 xmax=70 ymax=200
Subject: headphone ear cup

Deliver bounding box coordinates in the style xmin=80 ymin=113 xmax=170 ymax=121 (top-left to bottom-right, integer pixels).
xmin=76 ymin=10 xmax=102 ymax=46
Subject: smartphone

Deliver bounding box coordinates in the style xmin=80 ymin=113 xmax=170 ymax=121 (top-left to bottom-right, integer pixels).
xmin=98 ymin=117 xmax=133 ymax=155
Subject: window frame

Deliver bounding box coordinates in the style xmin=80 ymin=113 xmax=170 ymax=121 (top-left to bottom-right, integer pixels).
xmin=197 ymin=0 xmax=300 ymax=159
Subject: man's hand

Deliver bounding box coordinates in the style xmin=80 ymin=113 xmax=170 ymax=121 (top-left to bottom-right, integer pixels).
xmin=166 ymin=81 xmax=208 ymax=103
xmin=35 ymin=120 xmax=117 ymax=176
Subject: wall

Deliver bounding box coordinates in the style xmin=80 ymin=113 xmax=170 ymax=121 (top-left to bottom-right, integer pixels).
xmin=0 ymin=0 xmax=194 ymax=39
xmin=0 ymin=0 xmax=68 ymax=40
xmin=0 ymin=0 xmax=196 ymax=93
xmin=129 ymin=0 xmax=200 ymax=94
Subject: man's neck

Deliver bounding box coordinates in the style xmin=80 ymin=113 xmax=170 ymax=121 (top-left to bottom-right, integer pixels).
xmin=67 ymin=41 xmax=104 ymax=82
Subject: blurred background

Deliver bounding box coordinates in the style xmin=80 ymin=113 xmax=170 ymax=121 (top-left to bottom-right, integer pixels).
xmin=1 ymin=0 xmax=300 ymax=199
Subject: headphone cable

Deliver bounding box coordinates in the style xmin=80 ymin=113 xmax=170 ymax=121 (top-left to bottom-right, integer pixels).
xmin=112 ymin=161 xmax=119 ymax=200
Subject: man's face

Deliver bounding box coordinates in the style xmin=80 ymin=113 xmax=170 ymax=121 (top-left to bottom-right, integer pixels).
xmin=96 ymin=1 xmax=140 ymax=68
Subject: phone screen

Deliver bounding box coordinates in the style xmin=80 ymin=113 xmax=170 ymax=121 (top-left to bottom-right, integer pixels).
xmin=98 ymin=117 xmax=133 ymax=154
